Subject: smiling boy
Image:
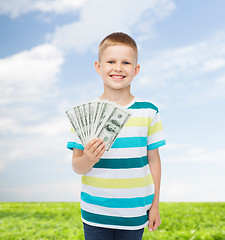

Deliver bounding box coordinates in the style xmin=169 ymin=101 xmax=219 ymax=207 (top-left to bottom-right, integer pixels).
xmin=68 ymin=32 xmax=166 ymax=240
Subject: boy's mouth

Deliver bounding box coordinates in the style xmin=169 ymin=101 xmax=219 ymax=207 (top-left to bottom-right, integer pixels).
xmin=110 ymin=75 xmax=126 ymax=79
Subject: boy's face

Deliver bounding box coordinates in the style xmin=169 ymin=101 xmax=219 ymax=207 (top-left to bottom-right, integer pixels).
xmin=95 ymin=45 xmax=140 ymax=91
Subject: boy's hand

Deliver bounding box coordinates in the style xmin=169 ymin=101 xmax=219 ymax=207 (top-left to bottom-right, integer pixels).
xmin=148 ymin=205 xmax=161 ymax=232
xmin=83 ymin=138 xmax=106 ymax=164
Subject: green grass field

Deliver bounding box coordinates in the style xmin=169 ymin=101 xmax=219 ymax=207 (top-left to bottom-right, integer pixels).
xmin=0 ymin=202 xmax=224 ymax=240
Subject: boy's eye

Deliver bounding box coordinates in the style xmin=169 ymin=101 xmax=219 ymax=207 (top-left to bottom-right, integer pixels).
xmin=123 ymin=61 xmax=130 ymax=65
xmin=107 ymin=61 xmax=114 ymax=64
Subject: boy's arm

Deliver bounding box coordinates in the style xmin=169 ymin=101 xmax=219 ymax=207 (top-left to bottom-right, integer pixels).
xmin=147 ymin=148 xmax=162 ymax=232
xmin=147 ymin=148 xmax=161 ymax=208
xmin=72 ymin=138 xmax=106 ymax=175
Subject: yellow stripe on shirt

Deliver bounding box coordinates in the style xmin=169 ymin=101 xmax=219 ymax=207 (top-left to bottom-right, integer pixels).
xmin=82 ymin=174 xmax=154 ymax=189
xmin=124 ymin=117 xmax=153 ymax=127
xmin=148 ymin=121 xmax=163 ymax=136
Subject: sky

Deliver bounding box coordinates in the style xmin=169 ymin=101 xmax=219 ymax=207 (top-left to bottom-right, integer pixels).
xmin=0 ymin=0 xmax=225 ymax=202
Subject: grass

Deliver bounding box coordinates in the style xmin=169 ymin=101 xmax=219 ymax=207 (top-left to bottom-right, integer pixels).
xmin=0 ymin=202 xmax=224 ymax=240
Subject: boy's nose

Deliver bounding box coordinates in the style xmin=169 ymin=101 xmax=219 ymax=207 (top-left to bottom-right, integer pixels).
xmin=114 ymin=63 xmax=122 ymax=71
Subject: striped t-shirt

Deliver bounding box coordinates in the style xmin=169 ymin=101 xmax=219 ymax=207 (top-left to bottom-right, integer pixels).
xmin=67 ymin=97 xmax=166 ymax=230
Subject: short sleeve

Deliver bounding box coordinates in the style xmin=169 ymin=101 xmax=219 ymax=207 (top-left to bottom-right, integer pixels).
xmin=147 ymin=111 xmax=166 ymax=150
xmin=67 ymin=127 xmax=84 ymax=151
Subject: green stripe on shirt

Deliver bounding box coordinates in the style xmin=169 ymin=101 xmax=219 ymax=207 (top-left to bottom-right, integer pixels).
xmin=128 ymin=102 xmax=158 ymax=112
xmin=94 ymin=155 xmax=149 ymax=169
xmin=81 ymin=209 xmax=148 ymax=227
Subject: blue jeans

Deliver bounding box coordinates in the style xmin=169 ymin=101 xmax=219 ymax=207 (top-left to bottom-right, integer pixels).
xmin=83 ymin=222 xmax=144 ymax=240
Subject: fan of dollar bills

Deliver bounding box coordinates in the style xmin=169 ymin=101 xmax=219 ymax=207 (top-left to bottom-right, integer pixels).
xmin=65 ymin=100 xmax=132 ymax=151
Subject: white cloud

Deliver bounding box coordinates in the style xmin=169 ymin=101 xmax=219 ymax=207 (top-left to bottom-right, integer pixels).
xmin=208 ymin=74 xmax=225 ymax=99
xmin=50 ymin=0 xmax=176 ymax=52
xmin=0 ymin=114 xmax=68 ymax=137
xmin=0 ymin=43 xmax=67 ymax=171
xmin=164 ymin=143 xmax=225 ymax=163
xmin=137 ymin=32 xmax=225 ymax=90
xmin=161 ymin=180 xmax=225 ymax=202
xmin=175 ymin=149 xmax=225 ymax=163
xmin=0 ymin=43 xmax=64 ymax=104
xmin=0 ymin=76 xmax=106 ymax=171
xmin=139 ymin=32 xmax=225 ymax=88
xmin=135 ymin=31 xmax=225 ymax=106
xmin=0 ymin=179 xmax=82 ymax=201
xmin=160 ymin=143 xmax=225 ymax=201
xmin=0 ymin=0 xmax=87 ymax=18
xmin=0 ymin=113 xmax=72 ymax=170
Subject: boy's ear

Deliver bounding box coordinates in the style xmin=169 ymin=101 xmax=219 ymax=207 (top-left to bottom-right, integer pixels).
xmin=135 ymin=64 xmax=140 ymax=76
xmin=95 ymin=61 xmax=101 ymax=75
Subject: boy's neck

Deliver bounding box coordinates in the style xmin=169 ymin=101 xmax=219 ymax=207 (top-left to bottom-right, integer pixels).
xmin=99 ymin=89 xmax=134 ymax=107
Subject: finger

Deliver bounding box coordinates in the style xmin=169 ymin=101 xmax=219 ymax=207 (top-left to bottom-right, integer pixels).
xmin=153 ymin=220 xmax=161 ymax=231
xmin=148 ymin=220 xmax=154 ymax=232
xmin=85 ymin=138 xmax=99 ymax=151
xmin=96 ymin=144 xmax=106 ymax=158
xmin=153 ymin=225 xmax=158 ymax=231
xmin=90 ymin=139 xmax=104 ymax=153
xmin=93 ymin=141 xmax=105 ymax=157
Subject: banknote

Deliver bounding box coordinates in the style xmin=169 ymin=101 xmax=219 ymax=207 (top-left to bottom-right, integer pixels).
xmin=96 ymin=105 xmax=132 ymax=150
xmin=74 ymin=105 xmax=87 ymax=145
xmin=94 ymin=101 xmax=115 ymax=137
xmin=66 ymin=100 xmax=132 ymax=151
xmin=91 ymin=101 xmax=104 ymax=137
xmin=65 ymin=108 xmax=85 ymax=146
xmin=89 ymin=101 xmax=97 ymax=140
xmin=87 ymin=102 xmax=93 ymax=140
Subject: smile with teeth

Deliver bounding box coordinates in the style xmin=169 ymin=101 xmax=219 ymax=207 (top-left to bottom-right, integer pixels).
xmin=110 ymin=75 xmax=125 ymax=79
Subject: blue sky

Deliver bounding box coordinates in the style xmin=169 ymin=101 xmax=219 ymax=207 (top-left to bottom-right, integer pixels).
xmin=0 ymin=0 xmax=224 ymax=202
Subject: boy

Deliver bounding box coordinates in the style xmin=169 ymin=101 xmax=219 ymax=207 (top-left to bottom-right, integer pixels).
xmin=67 ymin=32 xmax=166 ymax=240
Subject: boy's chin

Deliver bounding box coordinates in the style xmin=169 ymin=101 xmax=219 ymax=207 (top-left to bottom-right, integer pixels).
xmin=104 ymin=83 xmax=131 ymax=91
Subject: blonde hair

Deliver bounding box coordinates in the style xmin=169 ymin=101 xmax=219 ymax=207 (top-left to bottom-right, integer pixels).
xmin=98 ymin=32 xmax=138 ymax=63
